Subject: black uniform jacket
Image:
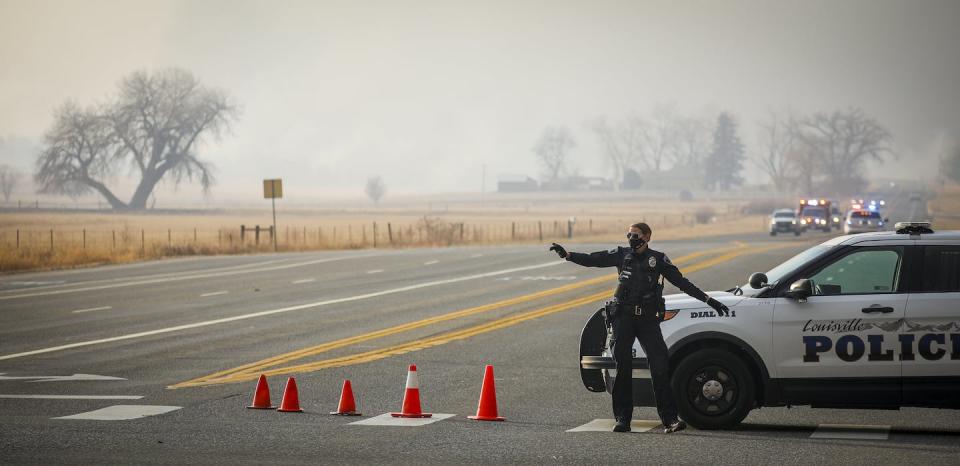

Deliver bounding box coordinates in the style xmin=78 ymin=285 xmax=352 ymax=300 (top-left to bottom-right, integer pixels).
xmin=566 ymin=246 xmax=710 ymax=306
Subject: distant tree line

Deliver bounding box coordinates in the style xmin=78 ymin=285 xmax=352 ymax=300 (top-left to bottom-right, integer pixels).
xmin=534 ymin=105 xmax=895 ymax=195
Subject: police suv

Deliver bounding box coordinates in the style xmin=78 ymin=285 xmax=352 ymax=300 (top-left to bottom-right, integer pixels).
xmin=579 ymin=222 xmax=960 ymax=429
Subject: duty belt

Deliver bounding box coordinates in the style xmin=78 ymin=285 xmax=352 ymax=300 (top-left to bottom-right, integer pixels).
xmin=622 ymin=304 xmax=656 ymax=317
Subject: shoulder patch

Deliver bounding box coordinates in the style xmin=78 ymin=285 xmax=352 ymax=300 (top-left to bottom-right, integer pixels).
xmin=663 ymin=254 xmax=672 ymax=265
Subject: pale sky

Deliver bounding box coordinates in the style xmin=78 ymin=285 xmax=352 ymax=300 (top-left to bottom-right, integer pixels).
xmin=1 ymin=0 xmax=958 ymax=203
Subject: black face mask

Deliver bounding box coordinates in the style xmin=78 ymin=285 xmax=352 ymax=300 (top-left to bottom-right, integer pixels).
xmin=626 ymin=233 xmax=645 ymax=249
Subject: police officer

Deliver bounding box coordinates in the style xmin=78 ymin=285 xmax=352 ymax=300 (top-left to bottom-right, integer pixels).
xmin=549 ymin=222 xmax=729 ymax=433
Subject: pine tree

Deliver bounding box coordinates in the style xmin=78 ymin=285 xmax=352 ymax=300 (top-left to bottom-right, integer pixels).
xmin=704 ymin=112 xmax=746 ymax=190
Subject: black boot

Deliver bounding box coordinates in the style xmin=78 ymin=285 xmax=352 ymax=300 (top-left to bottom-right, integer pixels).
xmin=663 ymin=419 xmax=686 ymax=433
xmin=613 ymin=419 xmax=631 ymax=432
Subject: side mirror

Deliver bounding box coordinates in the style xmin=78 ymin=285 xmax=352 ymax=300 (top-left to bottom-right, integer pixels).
xmin=785 ymin=279 xmax=813 ymax=302
xmin=748 ymin=272 xmax=768 ymax=289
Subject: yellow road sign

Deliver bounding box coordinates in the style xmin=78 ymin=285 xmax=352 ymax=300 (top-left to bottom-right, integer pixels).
xmin=263 ymin=179 xmax=283 ymax=199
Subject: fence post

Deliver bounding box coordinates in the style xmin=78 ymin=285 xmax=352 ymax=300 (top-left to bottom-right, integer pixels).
xmin=567 ymin=219 xmax=573 ymax=239
xmin=16 ymin=229 xmax=20 ymax=249
xmin=194 ymin=228 xmax=197 ymax=243
xmin=538 ymin=221 xmax=543 ymax=242
xmin=168 ymin=229 xmax=171 ymax=245
xmin=141 ymin=229 xmax=144 ymax=254
xmin=241 ymin=225 xmax=246 ymax=242
xmin=255 ymin=225 xmax=260 ymax=245
xmin=589 ymin=219 xmax=593 ymax=234
xmin=511 ymin=222 xmax=516 ymax=240
xmin=112 ymin=230 xmax=116 ymax=250
xmin=459 ymin=223 xmax=464 ymax=241
xmin=83 ymin=229 xmax=86 ymax=250
xmin=373 ymin=222 xmax=377 ymax=248
xmin=303 ymin=227 xmax=306 ymax=246
xmin=50 ymin=229 xmax=53 ymax=252
xmin=286 ymin=226 xmax=290 ymax=245
xmin=387 ymin=223 xmax=393 ymax=244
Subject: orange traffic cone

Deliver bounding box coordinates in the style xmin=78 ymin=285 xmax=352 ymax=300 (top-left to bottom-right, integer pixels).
xmin=390 ymin=364 xmax=432 ymax=418
xmin=246 ymin=374 xmax=275 ymax=409
xmin=468 ymin=365 xmax=505 ymax=421
xmin=277 ymin=377 xmax=303 ymax=413
xmin=330 ymin=379 xmax=361 ymax=416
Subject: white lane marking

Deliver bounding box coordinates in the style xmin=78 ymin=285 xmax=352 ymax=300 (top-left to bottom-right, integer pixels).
xmin=292 ymin=278 xmax=316 ymax=284
xmin=350 ymin=412 xmax=456 ymax=426
xmin=0 ymin=259 xmax=288 ymax=295
xmin=810 ymin=424 xmax=890 ymax=440
xmin=0 ymin=261 xmax=561 ymax=361
xmin=200 ymin=291 xmax=228 ymax=297
xmin=366 ymin=269 xmax=384 ymax=274
xmin=0 ymin=373 xmax=125 ymax=382
xmin=497 ymin=276 xmax=577 ymax=281
xmin=0 ymin=253 xmax=382 ymax=301
xmin=566 ymin=419 xmax=661 ymax=433
xmin=0 ymin=395 xmax=142 ymax=400
xmin=3 ymin=280 xmax=66 ymax=286
xmin=423 ymin=260 xmax=439 ymax=265
xmin=71 ymin=306 xmax=113 ymax=314
xmin=55 ymin=405 xmax=180 ymax=420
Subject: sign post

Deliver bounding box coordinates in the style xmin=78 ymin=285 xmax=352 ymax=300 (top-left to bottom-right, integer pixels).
xmin=263 ymin=179 xmax=283 ymax=251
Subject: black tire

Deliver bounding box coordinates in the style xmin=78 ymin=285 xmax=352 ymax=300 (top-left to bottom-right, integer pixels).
xmin=793 ymin=229 xmax=800 ymax=236
xmin=671 ymin=348 xmax=755 ymax=430
xmin=769 ymin=230 xmax=776 ymax=236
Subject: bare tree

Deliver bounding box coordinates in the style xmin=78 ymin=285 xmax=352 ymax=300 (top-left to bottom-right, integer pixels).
xmin=755 ymin=109 xmax=801 ymax=192
xmin=365 ymin=175 xmax=386 ymax=204
xmin=34 ymin=102 xmax=126 ymax=208
xmin=0 ymin=164 xmax=20 ymax=203
xmin=532 ymin=126 xmax=576 ymax=181
xmin=588 ymin=116 xmax=644 ymax=190
xmin=35 ymin=68 xmax=238 ymax=210
xmin=670 ymin=116 xmax=712 ymax=170
xmin=795 ymin=107 xmax=894 ymax=194
xmin=637 ymin=106 xmax=678 ymax=172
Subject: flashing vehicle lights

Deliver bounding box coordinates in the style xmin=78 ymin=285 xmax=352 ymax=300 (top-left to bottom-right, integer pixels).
xmin=800 ymin=219 xmax=808 ymax=225
xmin=807 ymin=199 xmax=818 ymax=205
xmin=851 ymin=203 xmax=862 ymax=210
xmin=820 ymin=199 xmax=826 ymax=205
xmin=880 ymin=200 xmax=886 ymax=206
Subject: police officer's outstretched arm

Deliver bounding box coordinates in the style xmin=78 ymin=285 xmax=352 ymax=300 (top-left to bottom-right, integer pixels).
xmin=660 ymin=254 xmax=730 ymax=316
xmin=549 ymin=243 xmax=620 ymax=268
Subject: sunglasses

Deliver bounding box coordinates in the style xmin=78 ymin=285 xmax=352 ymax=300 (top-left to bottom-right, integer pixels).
xmin=626 ymin=232 xmax=643 ymax=239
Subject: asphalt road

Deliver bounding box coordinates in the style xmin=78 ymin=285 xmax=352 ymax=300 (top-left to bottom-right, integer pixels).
xmin=2 ymin=191 xmax=955 ymax=465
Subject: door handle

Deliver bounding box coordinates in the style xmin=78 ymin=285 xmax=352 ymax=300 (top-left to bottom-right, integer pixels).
xmin=861 ymin=306 xmax=894 ymax=314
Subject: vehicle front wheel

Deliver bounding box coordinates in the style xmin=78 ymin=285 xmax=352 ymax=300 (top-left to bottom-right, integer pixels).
xmin=671 ymin=348 xmax=755 ymax=430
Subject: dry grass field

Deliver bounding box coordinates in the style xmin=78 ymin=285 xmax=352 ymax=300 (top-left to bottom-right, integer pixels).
xmin=929 ymin=184 xmax=960 ymax=230
xmin=0 ymin=194 xmax=773 ymax=273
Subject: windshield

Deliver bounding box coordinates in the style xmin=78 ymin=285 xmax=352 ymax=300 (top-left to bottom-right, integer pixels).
xmin=738 ymin=244 xmax=833 ymax=296
xmin=774 ymin=211 xmax=794 ymax=218
xmin=803 ymin=207 xmax=826 ymax=217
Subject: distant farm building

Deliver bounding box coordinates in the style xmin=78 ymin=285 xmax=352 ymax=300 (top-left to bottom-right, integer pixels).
xmin=497 ymin=175 xmax=539 ymax=192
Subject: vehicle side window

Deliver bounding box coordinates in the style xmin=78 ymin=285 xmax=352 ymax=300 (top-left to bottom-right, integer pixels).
xmin=808 ymin=248 xmax=902 ymax=295
xmin=919 ymin=246 xmax=960 ymax=292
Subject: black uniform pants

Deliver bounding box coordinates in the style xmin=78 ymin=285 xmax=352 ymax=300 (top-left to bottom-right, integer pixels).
xmin=610 ymin=307 xmax=678 ymax=424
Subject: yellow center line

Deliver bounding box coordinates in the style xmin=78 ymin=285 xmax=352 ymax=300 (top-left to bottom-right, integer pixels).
xmin=169 ymin=242 xmax=774 ymax=388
